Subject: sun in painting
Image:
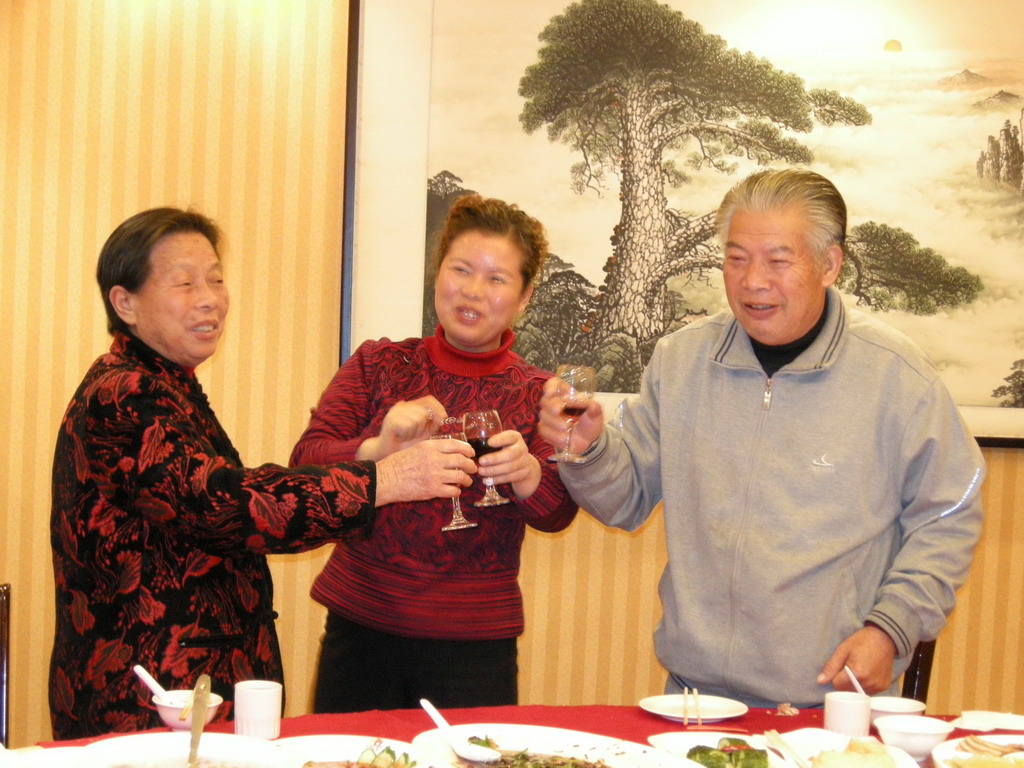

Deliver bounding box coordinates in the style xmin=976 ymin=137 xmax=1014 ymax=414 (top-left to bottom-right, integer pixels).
xmin=884 ymin=39 xmax=903 ymax=52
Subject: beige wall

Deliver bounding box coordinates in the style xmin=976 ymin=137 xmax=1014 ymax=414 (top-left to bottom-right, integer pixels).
xmin=2 ymin=0 xmax=1022 ymax=751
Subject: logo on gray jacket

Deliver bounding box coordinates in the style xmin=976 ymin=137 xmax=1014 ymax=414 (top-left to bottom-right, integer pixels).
xmin=812 ymin=453 xmax=835 ymax=472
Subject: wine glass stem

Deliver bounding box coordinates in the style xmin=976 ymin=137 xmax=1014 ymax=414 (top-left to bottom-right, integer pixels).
xmin=565 ymin=422 xmax=575 ymax=455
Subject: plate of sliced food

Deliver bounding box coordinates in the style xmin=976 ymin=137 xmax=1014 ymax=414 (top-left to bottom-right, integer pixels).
xmin=412 ymin=722 xmax=695 ymax=768
xmin=931 ymin=734 xmax=1024 ymax=768
xmin=275 ymin=735 xmax=416 ymax=768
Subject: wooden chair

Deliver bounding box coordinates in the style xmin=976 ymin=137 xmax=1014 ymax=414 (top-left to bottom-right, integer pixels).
xmin=901 ymin=639 xmax=936 ymax=704
xmin=0 ymin=582 xmax=9 ymax=748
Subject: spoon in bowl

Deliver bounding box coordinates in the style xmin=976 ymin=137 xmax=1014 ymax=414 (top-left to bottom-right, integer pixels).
xmin=133 ymin=664 xmax=169 ymax=701
xmin=420 ymin=698 xmax=500 ymax=763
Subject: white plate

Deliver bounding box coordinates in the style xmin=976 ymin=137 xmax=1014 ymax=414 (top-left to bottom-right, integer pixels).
xmin=412 ymin=723 xmax=695 ymax=768
xmin=275 ymin=734 xmax=415 ymax=763
xmin=648 ymin=732 xmax=786 ymax=768
xmin=949 ymin=712 xmax=1024 ymax=732
xmin=82 ymin=731 xmax=304 ymax=767
xmin=932 ymin=734 xmax=1024 ymax=767
xmin=2 ymin=746 xmax=86 ymax=767
xmin=779 ymin=728 xmax=917 ymax=768
xmin=640 ymin=694 xmax=749 ymax=723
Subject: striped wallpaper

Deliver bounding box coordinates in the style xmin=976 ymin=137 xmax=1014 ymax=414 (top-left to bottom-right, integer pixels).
xmin=1 ymin=0 xmax=350 ymax=746
xmin=2 ymin=0 xmax=1021 ymax=750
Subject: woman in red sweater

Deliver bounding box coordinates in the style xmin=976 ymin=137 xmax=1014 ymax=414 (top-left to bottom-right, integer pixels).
xmin=291 ymin=194 xmax=578 ymax=711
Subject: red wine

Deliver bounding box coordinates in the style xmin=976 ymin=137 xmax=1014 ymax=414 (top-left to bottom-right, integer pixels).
xmin=467 ymin=437 xmax=499 ymax=459
xmin=562 ymin=405 xmax=587 ymax=419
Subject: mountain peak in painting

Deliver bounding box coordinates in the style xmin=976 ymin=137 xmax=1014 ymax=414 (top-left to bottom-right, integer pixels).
xmin=937 ymin=69 xmax=990 ymax=89
xmin=972 ymin=90 xmax=1023 ymax=109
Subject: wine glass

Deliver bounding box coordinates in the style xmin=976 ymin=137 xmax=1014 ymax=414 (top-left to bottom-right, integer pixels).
xmin=551 ymin=364 xmax=596 ymax=463
xmin=461 ymin=410 xmax=510 ymax=507
xmin=429 ymin=428 xmax=477 ymax=531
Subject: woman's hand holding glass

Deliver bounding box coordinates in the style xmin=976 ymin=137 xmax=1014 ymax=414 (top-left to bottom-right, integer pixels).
xmin=373 ymin=435 xmax=474 ymax=507
xmin=429 ymin=421 xmax=477 ymax=531
xmin=471 ymin=422 xmax=543 ymax=501
xmin=462 ymin=410 xmax=513 ymax=506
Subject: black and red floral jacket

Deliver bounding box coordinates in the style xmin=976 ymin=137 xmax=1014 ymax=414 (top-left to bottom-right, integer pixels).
xmin=49 ymin=332 xmax=376 ymax=739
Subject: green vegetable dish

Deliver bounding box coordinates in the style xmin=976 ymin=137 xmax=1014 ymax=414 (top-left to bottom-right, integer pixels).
xmin=687 ymin=738 xmax=768 ymax=768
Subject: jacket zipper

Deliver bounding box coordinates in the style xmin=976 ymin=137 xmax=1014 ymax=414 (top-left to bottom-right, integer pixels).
xmin=762 ymin=378 xmax=773 ymax=410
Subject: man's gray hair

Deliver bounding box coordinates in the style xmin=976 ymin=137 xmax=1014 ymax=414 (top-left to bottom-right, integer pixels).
xmin=715 ymin=168 xmax=847 ymax=264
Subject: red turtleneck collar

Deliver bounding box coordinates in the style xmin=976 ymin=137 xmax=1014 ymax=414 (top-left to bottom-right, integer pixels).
xmin=423 ymin=325 xmax=518 ymax=378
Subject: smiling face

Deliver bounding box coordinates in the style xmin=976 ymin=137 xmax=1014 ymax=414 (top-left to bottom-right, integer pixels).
xmin=110 ymin=231 xmax=229 ymax=367
xmin=434 ymin=230 xmax=534 ymax=354
xmin=722 ymin=207 xmax=843 ymax=346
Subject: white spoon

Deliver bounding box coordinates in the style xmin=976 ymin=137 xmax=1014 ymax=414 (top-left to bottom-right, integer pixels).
xmin=133 ymin=663 xmax=170 ymax=701
xmin=419 ymin=698 xmax=501 ymax=763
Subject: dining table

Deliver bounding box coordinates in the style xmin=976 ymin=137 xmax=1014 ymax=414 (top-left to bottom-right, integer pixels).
xmin=40 ymin=702 xmax=1014 ymax=754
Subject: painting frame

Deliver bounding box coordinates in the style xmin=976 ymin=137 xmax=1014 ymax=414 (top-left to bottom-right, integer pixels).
xmin=342 ymin=0 xmax=1024 ymax=447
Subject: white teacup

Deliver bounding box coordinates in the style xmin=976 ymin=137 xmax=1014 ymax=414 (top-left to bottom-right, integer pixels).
xmin=233 ymin=679 xmax=282 ymax=739
xmin=825 ymin=690 xmax=872 ymax=737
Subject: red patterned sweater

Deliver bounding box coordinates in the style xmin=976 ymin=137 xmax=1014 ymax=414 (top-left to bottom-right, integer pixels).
xmin=290 ymin=328 xmax=578 ymax=640
xmin=50 ymin=332 xmax=377 ymax=738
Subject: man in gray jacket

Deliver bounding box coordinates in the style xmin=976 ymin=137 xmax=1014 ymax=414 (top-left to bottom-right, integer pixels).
xmin=538 ymin=168 xmax=984 ymax=707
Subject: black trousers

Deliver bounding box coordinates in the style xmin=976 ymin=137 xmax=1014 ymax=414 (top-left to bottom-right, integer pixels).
xmin=314 ymin=612 xmax=518 ymax=713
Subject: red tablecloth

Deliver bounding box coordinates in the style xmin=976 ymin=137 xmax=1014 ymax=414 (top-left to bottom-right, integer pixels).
xmin=216 ymin=704 xmax=826 ymax=744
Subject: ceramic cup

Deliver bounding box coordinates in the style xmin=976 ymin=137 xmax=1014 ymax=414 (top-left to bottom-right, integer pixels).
xmin=824 ymin=690 xmax=872 ymax=737
xmin=233 ymin=679 xmax=282 ymax=739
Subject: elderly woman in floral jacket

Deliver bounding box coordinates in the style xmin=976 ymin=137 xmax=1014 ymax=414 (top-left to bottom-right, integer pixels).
xmin=49 ymin=207 xmax=475 ymax=739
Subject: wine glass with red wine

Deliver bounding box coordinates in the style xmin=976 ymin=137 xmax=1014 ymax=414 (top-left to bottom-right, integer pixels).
xmin=429 ymin=425 xmax=477 ymax=531
xmin=551 ymin=364 xmax=596 ymax=463
xmin=461 ymin=410 xmax=510 ymax=507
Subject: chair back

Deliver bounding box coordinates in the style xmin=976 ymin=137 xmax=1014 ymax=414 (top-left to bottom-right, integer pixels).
xmin=901 ymin=639 xmax=936 ymax=704
xmin=0 ymin=582 xmax=9 ymax=747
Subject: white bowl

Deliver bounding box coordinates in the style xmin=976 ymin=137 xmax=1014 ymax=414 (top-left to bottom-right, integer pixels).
xmin=874 ymin=714 xmax=955 ymax=761
xmin=870 ymin=696 xmax=926 ymax=722
xmin=152 ymin=688 xmax=224 ymax=730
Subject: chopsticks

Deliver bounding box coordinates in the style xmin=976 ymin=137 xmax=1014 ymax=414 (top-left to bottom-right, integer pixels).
xmin=764 ymin=730 xmax=812 ymax=768
xmin=683 ymin=687 xmax=702 ymax=726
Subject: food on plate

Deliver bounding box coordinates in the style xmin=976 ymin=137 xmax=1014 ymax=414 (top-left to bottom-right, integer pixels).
xmin=303 ymin=741 xmax=417 ymax=768
xmin=686 ymin=737 xmax=769 ymax=768
xmin=811 ymin=738 xmax=895 ymax=768
xmin=775 ymin=703 xmax=799 ymax=717
xmin=958 ymin=737 xmax=1024 ymax=758
xmin=455 ymin=736 xmax=608 ymax=768
xmin=947 ymin=758 xmax=1024 ymax=768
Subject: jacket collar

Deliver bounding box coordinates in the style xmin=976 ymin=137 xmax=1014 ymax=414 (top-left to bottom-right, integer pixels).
xmin=111 ymin=331 xmax=200 ymax=384
xmin=712 ymin=286 xmax=846 ymax=373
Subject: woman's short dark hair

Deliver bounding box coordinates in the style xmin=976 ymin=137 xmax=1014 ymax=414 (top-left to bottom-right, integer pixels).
xmin=430 ymin=194 xmax=549 ymax=291
xmin=97 ymin=207 xmax=221 ymax=335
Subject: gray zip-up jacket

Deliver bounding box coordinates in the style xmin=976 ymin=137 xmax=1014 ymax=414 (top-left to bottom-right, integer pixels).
xmin=561 ymin=288 xmax=984 ymax=707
